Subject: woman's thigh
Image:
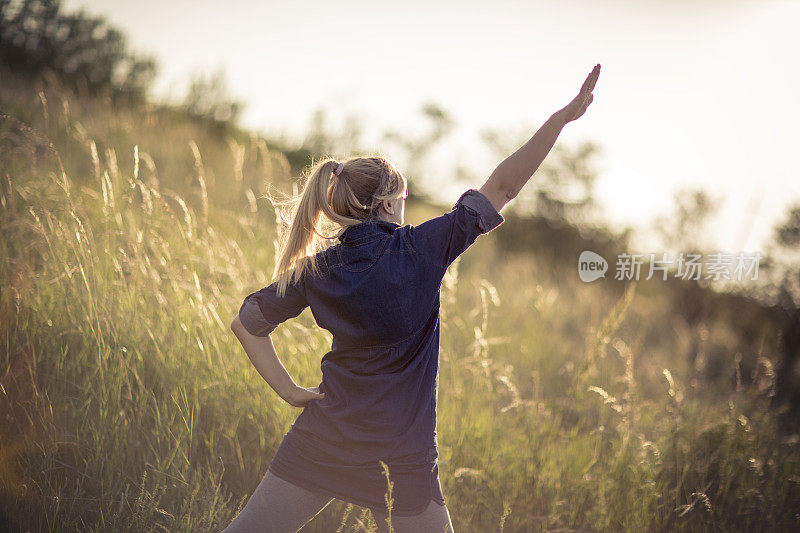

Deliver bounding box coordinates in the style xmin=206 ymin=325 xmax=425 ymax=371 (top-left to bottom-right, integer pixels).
xmin=222 ymin=469 xmax=334 ymax=533
xmin=372 ymin=500 xmax=454 ymax=533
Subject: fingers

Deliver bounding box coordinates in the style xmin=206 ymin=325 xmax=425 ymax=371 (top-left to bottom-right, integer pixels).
xmin=580 ymin=76 xmax=591 ymax=94
xmin=309 ymin=386 xmax=325 ymax=399
xmin=289 ymin=387 xmax=325 ymax=407
xmin=588 ymin=64 xmax=600 ymax=92
xmin=581 ymin=64 xmax=601 ymax=94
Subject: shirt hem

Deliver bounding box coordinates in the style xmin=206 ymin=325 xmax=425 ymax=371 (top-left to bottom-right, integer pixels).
xmin=267 ymin=461 xmax=444 ymax=517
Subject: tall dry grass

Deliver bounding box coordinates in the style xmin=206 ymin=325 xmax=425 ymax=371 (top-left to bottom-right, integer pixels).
xmin=1 ymin=71 xmax=799 ymax=531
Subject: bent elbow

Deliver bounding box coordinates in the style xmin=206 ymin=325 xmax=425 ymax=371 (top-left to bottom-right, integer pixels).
xmin=478 ymin=180 xmax=515 ymax=213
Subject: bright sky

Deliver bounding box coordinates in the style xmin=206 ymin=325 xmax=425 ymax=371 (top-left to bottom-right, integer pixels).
xmin=65 ymin=0 xmax=800 ymax=253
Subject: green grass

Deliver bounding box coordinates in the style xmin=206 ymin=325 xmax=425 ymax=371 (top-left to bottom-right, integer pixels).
xmin=2 ymin=71 xmax=799 ymax=532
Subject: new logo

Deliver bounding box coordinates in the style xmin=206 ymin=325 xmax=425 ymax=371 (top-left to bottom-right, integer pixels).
xmin=579 ymin=251 xmax=608 ymax=282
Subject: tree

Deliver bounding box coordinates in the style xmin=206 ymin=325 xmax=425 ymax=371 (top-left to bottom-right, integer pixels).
xmin=182 ymin=69 xmax=244 ymax=126
xmin=0 ymin=0 xmax=156 ymax=98
xmin=299 ymin=107 xmax=365 ymax=159
xmin=771 ymin=204 xmax=800 ymax=430
xmin=652 ymin=188 xmax=720 ymax=253
xmin=382 ymin=102 xmax=455 ymax=201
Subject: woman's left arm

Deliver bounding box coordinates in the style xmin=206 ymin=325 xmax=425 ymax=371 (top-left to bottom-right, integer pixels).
xmin=231 ymin=314 xmax=325 ymax=408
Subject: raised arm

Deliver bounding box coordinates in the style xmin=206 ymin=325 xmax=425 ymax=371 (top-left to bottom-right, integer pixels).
xmin=479 ymin=63 xmax=601 ymax=213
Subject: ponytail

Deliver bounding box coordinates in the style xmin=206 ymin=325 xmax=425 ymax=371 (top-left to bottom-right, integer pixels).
xmin=270 ymin=156 xmax=407 ymax=296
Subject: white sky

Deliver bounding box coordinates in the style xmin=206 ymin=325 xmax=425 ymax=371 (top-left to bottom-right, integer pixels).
xmin=64 ymin=0 xmax=800 ymax=253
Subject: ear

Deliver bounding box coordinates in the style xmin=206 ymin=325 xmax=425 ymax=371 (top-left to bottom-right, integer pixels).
xmin=382 ymin=198 xmax=395 ymax=215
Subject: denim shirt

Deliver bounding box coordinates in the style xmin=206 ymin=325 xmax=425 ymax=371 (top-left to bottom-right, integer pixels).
xmin=238 ymin=188 xmax=504 ymax=461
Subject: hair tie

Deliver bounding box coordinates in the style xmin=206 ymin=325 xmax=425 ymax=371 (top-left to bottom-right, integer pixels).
xmin=333 ymin=162 xmax=344 ymax=176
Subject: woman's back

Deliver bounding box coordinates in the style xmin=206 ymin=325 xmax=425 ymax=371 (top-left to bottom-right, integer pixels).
xmin=237 ymin=188 xmax=503 ymax=513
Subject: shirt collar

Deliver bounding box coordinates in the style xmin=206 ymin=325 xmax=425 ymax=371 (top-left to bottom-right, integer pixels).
xmin=338 ymin=219 xmax=400 ymax=244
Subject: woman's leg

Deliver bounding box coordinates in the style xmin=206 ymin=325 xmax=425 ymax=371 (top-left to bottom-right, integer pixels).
xmin=222 ymin=469 xmax=335 ymax=533
xmin=371 ymin=500 xmax=454 ymax=533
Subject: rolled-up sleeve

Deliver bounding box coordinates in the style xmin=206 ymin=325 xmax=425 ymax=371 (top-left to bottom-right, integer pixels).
xmin=404 ymin=188 xmax=504 ymax=270
xmin=237 ymin=280 xmax=308 ymax=336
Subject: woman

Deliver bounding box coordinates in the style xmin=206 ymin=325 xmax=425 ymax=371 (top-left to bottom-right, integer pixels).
xmin=223 ymin=64 xmax=600 ymax=533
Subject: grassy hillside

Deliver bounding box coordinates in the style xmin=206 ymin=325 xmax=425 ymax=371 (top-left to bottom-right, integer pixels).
xmin=1 ymin=69 xmax=799 ymax=532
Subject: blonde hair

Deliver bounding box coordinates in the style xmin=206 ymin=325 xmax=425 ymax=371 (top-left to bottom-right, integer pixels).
xmin=269 ymin=155 xmax=407 ymax=296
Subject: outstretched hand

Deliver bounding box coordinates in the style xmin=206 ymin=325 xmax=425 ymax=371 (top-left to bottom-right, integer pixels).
xmin=558 ymin=64 xmax=601 ymax=123
xmin=285 ymin=385 xmax=326 ymax=408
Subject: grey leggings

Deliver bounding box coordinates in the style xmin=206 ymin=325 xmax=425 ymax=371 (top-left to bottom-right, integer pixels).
xmin=221 ymin=469 xmax=454 ymax=532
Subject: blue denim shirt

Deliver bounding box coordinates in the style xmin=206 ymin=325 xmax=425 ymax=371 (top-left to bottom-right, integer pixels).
xmin=238 ymin=188 xmax=503 ymax=511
